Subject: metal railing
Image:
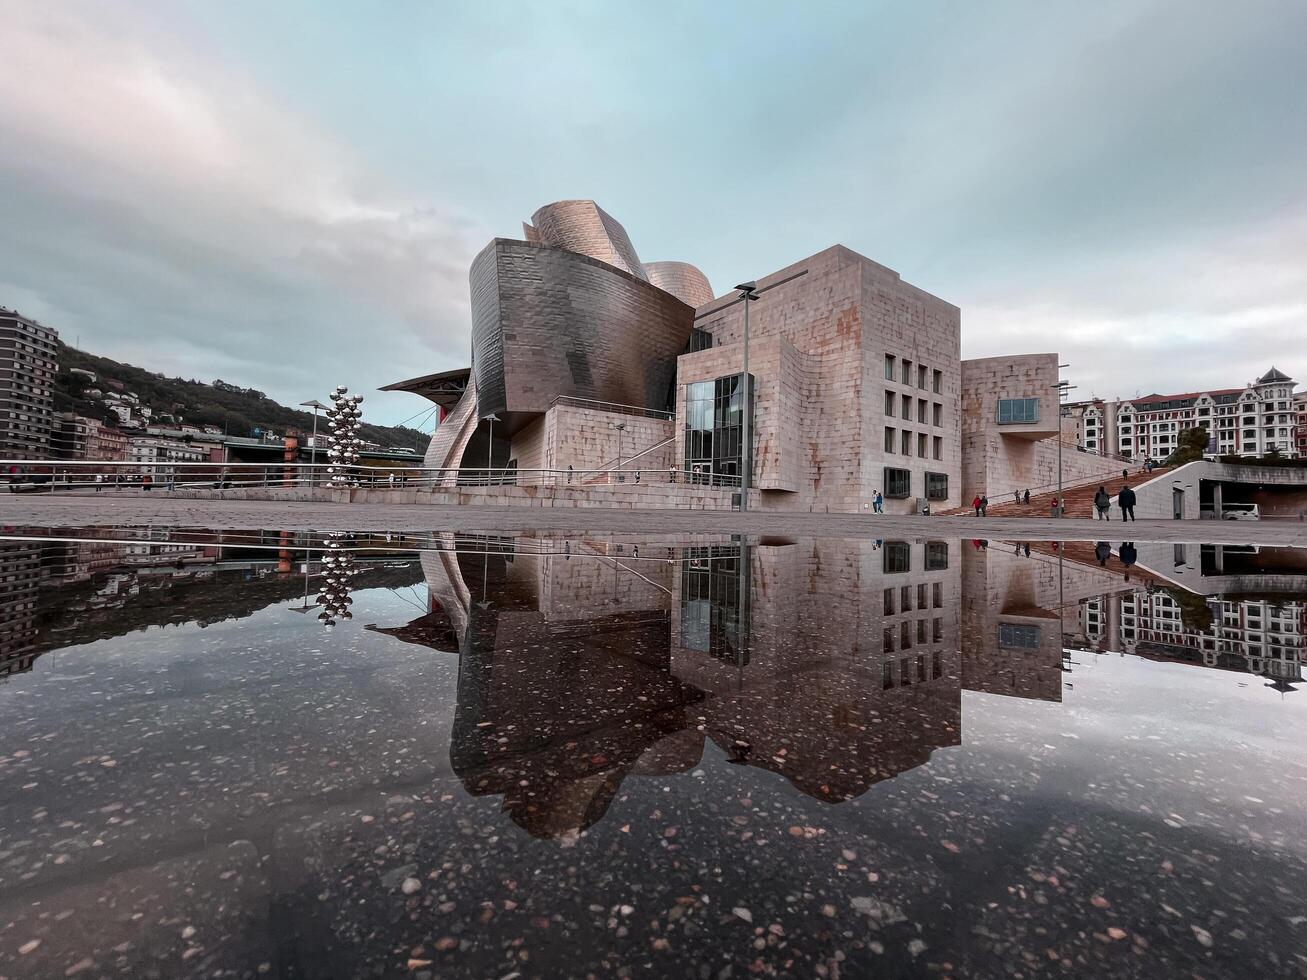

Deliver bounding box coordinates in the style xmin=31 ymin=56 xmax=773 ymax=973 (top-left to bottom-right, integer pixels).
xmin=0 ymin=459 xmax=741 ymax=493
xmin=548 ymin=395 xmax=673 ymax=421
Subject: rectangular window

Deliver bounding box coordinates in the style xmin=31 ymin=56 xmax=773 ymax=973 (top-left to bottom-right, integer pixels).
xmin=917 ymin=365 xmax=927 ymax=389
xmin=884 ymin=467 xmax=910 ymax=498
xmin=918 ymin=399 xmax=928 ymax=423
xmin=916 ymin=653 xmax=926 ymax=680
xmin=883 ymin=628 xmax=895 ymax=655
xmin=917 ymin=583 xmax=928 ymax=608
xmin=883 ymin=587 xmax=895 ymax=615
xmin=884 ymin=354 xmax=895 ymax=380
xmin=933 ymin=621 xmax=943 ymax=645
xmin=901 ymin=585 xmax=912 ymax=611
xmin=884 ymin=426 xmax=895 ymax=453
xmin=933 ymin=582 xmax=943 ymax=607
xmin=882 ymin=660 xmax=894 ymax=688
xmin=900 ymin=656 xmax=911 ymax=682
xmin=932 ymin=436 xmax=942 ymax=461
xmin=933 ymin=403 xmax=942 ymax=426
xmin=902 ymin=359 xmax=912 ymax=384
xmin=901 ymin=394 xmax=912 ymax=420
xmin=885 ymin=390 xmax=896 ymax=416
xmin=925 ymin=540 xmax=949 ymax=569
xmin=998 ymin=623 xmax=1042 ymax=649
xmin=883 ymin=540 xmax=911 ymax=572
xmin=924 ymin=472 xmax=948 ymax=502
xmin=933 ymin=369 xmax=942 ymax=394
xmin=918 ymin=433 xmax=927 ymax=458
xmin=900 ymin=622 xmax=912 ymax=649
xmin=997 ymin=397 xmax=1040 ymax=425
xmin=932 ymin=649 xmax=942 ymax=675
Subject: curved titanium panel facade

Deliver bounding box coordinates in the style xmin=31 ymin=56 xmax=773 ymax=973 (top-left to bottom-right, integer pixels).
xmin=527 ymin=200 xmax=647 ymax=280
xmin=470 ymin=239 xmax=694 ymax=418
xmin=644 ymin=261 xmax=715 ymax=309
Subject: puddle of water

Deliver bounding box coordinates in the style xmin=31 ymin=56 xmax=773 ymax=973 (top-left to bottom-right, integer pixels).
xmin=1 ymin=529 xmax=1305 ymax=977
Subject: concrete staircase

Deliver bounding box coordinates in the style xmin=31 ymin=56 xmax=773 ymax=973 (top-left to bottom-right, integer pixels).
xmin=945 ymin=468 xmax=1173 ymax=518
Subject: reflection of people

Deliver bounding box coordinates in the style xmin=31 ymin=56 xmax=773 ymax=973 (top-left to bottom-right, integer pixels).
xmin=1119 ymin=541 xmax=1137 ymax=577
xmin=1095 ymin=541 xmax=1111 ymax=566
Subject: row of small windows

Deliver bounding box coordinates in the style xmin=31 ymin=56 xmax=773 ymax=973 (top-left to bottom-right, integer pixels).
xmin=884 ymin=428 xmax=944 ymax=462
xmin=883 ymin=633 xmax=946 ymax=667
xmin=883 ymin=390 xmax=945 ymax=427
xmin=884 ymin=354 xmax=943 ymax=394
xmin=882 ymin=539 xmax=950 ymax=573
xmin=884 ymin=581 xmax=945 ymax=615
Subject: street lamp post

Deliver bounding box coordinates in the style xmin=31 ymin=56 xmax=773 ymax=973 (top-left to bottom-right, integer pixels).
xmin=483 ymin=413 xmax=500 ymax=485
xmin=299 ymin=399 xmax=329 ymax=487
xmin=1051 ymin=370 xmax=1076 ymax=517
xmin=734 ymin=282 xmax=760 ymax=511
xmin=612 ymin=422 xmax=626 ymax=482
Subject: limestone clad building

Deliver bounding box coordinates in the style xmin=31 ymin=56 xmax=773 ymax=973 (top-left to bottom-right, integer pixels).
xmin=389 ymin=200 xmax=1122 ymax=511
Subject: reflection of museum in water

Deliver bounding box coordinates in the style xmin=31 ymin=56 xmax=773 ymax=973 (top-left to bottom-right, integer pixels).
xmin=5 ymin=531 xmax=1303 ymax=840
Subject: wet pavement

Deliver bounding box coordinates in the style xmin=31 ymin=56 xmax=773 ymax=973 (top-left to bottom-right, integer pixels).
xmin=1 ymin=528 xmax=1305 ymax=978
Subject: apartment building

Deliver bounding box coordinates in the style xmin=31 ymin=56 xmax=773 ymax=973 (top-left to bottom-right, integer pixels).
xmin=0 ymin=308 xmax=59 ymax=459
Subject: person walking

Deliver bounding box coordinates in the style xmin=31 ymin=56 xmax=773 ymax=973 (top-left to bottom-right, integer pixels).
xmin=669 ymin=465 xmax=677 ymax=484
xmin=872 ymin=490 xmax=883 ymax=514
xmin=972 ymin=494 xmax=982 ymax=516
xmin=1022 ymin=489 xmax=1030 ymax=505
xmin=1119 ymin=483 xmax=1137 ymax=522
xmin=980 ymin=495 xmax=989 ymax=516
xmin=1094 ymin=486 xmax=1111 ymax=521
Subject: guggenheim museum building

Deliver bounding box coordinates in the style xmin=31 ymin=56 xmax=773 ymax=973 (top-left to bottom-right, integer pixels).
xmin=386 ymin=200 xmax=1125 ymax=513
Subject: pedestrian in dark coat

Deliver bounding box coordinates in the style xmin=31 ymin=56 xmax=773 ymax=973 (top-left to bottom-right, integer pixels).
xmin=1118 ymin=484 xmax=1137 ymax=522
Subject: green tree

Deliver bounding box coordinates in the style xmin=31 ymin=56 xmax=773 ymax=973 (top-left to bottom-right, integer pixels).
xmin=1163 ymin=426 xmax=1209 ymax=467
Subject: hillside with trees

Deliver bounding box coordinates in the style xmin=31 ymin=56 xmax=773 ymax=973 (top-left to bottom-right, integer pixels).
xmin=53 ymin=342 xmax=431 ymax=452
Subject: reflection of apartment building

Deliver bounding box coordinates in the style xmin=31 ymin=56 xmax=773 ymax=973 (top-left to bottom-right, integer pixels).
xmin=0 ymin=543 xmax=43 ymax=681
xmin=1080 ymin=592 xmax=1306 ymax=687
xmin=1066 ymin=367 xmax=1299 ymax=461
xmin=0 ymin=308 xmax=59 ymax=459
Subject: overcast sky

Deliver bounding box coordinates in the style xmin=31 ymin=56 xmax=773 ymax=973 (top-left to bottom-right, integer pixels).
xmin=2 ymin=1 xmax=1305 ymax=427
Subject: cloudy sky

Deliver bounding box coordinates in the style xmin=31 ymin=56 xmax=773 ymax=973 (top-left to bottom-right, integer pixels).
xmin=2 ymin=1 xmax=1305 ymax=427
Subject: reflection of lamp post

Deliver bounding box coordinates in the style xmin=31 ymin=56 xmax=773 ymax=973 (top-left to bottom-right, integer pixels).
xmin=299 ymin=399 xmax=328 ymax=486
xmin=735 ymin=282 xmax=760 ymax=511
xmin=483 ymin=413 xmax=500 ymax=485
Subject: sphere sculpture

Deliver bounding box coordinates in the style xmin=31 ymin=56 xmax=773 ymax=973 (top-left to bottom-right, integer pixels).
xmin=325 ymin=386 xmax=364 ymax=487
xmin=315 ymin=533 xmax=357 ymax=628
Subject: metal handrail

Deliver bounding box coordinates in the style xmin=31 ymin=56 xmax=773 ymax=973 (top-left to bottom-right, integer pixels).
xmin=0 ymin=458 xmax=741 ymax=492
xmin=548 ymin=395 xmax=673 ymax=421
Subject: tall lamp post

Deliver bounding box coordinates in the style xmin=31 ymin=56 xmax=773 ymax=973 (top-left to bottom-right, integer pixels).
xmin=482 ymin=413 xmax=500 ymax=485
xmin=734 ymin=281 xmax=760 ymax=511
xmin=299 ymin=399 xmax=328 ymax=487
xmin=612 ymin=421 xmax=626 ymax=482
xmin=1051 ymin=369 xmax=1075 ymax=517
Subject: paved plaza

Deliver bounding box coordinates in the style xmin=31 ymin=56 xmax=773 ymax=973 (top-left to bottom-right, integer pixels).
xmin=6 ymin=495 xmax=1306 ymax=545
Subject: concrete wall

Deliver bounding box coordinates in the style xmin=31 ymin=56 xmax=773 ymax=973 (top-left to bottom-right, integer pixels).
xmin=1122 ymin=460 xmax=1307 ymax=519
xmin=961 ymin=354 xmax=1122 ymax=501
xmin=679 ymin=245 xmax=962 ymax=514
xmin=538 ymin=405 xmax=673 ymax=479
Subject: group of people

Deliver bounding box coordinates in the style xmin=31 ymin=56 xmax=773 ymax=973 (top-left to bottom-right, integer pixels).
xmin=1093 ymin=484 xmax=1137 ymax=521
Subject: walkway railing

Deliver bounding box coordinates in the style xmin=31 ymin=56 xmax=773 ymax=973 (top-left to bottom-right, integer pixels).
xmin=548 ymin=395 xmax=673 ymax=421
xmin=0 ymin=459 xmax=740 ymax=493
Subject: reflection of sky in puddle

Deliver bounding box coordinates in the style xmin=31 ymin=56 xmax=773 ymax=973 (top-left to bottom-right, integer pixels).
xmin=1 ymin=530 xmax=1305 ymax=978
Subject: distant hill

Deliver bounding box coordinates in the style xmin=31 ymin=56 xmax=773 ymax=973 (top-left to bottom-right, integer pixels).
xmin=53 ymin=343 xmax=431 ymax=453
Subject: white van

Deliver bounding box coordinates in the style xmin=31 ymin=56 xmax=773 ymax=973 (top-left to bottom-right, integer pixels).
xmin=1222 ymin=503 xmax=1261 ymax=521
